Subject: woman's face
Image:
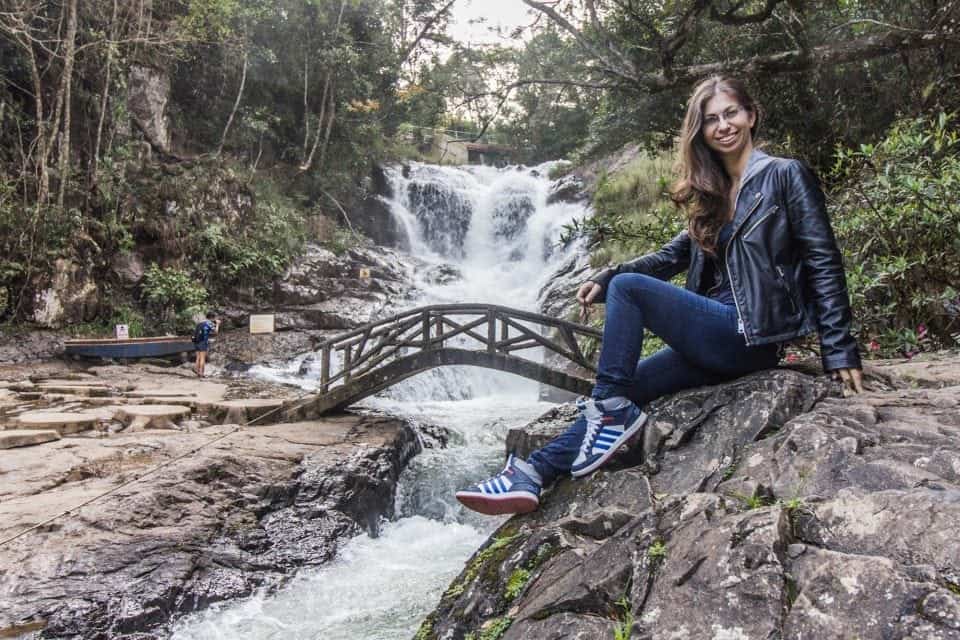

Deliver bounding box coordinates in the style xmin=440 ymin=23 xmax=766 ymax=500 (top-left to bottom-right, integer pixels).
xmin=701 ymin=91 xmax=755 ymax=157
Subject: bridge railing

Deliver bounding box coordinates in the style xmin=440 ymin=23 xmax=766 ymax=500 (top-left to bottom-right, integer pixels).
xmin=312 ymin=304 xmax=601 ymax=393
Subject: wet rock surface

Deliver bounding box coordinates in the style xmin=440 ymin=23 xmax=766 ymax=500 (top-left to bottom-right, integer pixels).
xmin=422 ymin=360 xmax=960 ymax=640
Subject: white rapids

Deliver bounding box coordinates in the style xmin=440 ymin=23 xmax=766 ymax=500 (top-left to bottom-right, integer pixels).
xmin=171 ymin=161 xmax=590 ymax=639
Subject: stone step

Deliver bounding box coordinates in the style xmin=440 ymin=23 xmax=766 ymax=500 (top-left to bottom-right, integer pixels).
xmin=0 ymin=429 xmax=62 ymax=449
xmin=29 ymin=373 xmax=98 ymax=382
xmin=117 ymin=405 xmax=192 ymax=431
xmin=125 ymin=389 xmax=198 ymax=399
xmin=209 ymin=399 xmax=286 ymax=425
xmin=35 ymin=384 xmax=112 ymax=397
xmin=16 ymin=411 xmax=100 ymax=435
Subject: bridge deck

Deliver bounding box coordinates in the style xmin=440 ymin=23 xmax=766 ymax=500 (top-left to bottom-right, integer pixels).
xmin=280 ymin=304 xmax=601 ymax=419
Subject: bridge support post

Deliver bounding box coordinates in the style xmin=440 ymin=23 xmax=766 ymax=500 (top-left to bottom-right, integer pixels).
xmin=422 ymin=310 xmax=431 ymax=349
xmin=320 ymin=344 xmax=330 ymax=392
xmin=487 ymin=308 xmax=496 ymax=353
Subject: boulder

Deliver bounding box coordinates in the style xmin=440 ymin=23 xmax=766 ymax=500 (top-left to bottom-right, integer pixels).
xmin=111 ymin=251 xmax=146 ymax=286
xmin=421 ymin=364 xmax=960 ymax=640
xmin=265 ymin=243 xmax=424 ymax=331
xmin=127 ymin=65 xmax=171 ymax=152
xmin=30 ymin=259 xmax=100 ymax=329
xmin=546 ymin=174 xmax=588 ymax=205
xmin=0 ymin=415 xmax=420 ymax=638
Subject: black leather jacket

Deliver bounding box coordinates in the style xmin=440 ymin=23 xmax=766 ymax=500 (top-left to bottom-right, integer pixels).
xmin=591 ymin=149 xmax=861 ymax=372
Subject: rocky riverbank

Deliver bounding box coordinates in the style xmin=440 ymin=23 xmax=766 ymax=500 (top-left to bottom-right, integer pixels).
xmin=420 ymin=353 xmax=960 ymax=640
xmin=0 ymin=360 xmax=424 ymax=639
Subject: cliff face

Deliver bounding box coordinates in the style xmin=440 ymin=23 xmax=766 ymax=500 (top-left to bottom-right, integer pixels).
xmin=419 ymin=359 xmax=960 ymax=640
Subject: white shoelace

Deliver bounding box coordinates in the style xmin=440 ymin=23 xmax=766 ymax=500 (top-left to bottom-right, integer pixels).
xmin=580 ymin=419 xmax=600 ymax=457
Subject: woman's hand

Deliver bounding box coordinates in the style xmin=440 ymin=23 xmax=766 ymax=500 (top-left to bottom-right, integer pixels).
xmin=834 ymin=367 xmax=864 ymax=394
xmin=576 ymin=281 xmax=602 ymax=322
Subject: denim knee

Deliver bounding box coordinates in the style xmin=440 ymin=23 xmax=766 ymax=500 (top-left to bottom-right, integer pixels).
xmin=607 ymin=272 xmax=656 ymax=303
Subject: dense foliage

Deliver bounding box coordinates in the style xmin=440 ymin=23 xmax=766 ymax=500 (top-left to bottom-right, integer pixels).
xmin=832 ymin=113 xmax=960 ymax=356
xmin=0 ymin=0 xmax=455 ymax=325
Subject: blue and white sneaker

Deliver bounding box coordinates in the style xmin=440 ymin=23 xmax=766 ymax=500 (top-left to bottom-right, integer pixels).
xmin=456 ymin=455 xmax=542 ymax=516
xmin=570 ymin=396 xmax=647 ymax=478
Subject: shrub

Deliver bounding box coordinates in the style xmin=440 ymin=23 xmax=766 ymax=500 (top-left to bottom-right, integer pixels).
xmin=832 ymin=113 xmax=960 ymax=356
xmin=141 ymin=264 xmax=208 ymax=333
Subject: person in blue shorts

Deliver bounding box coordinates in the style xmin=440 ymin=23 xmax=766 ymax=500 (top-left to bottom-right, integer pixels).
xmin=456 ymin=76 xmax=863 ymax=516
xmin=193 ymin=311 xmax=220 ymax=378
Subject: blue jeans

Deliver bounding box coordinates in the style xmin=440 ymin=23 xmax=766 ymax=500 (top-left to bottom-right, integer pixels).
xmin=527 ymin=273 xmax=780 ymax=484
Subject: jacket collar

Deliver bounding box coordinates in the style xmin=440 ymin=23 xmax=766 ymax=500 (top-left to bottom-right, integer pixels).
xmin=742 ymin=148 xmax=775 ymax=186
xmin=731 ymin=148 xmax=775 ymax=228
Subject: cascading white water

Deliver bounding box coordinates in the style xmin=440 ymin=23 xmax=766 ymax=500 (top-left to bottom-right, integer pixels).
xmin=171 ymin=162 xmax=590 ymax=639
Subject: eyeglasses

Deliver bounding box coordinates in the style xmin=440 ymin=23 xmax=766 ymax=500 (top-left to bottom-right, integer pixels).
xmin=702 ymin=106 xmax=745 ymax=130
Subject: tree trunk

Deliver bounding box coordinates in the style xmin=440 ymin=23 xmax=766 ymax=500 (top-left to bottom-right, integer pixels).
xmin=299 ymin=0 xmax=345 ymax=171
xmin=317 ymin=89 xmax=337 ymax=173
xmin=217 ymin=47 xmax=248 ymax=156
xmin=56 ymin=0 xmax=79 ymax=208
xmin=92 ymin=0 xmax=119 ymax=186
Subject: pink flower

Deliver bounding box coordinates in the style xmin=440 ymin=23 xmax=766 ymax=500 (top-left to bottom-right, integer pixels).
xmin=785 ymin=353 xmax=799 ymax=363
xmin=917 ymin=323 xmax=928 ymax=339
xmin=868 ymin=339 xmax=880 ymax=352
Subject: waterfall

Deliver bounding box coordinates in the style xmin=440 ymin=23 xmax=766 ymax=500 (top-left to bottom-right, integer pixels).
xmin=171 ymin=162 xmax=591 ymax=639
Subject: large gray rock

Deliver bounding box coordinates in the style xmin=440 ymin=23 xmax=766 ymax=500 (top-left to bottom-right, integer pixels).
xmin=127 ymin=66 xmax=171 ymax=153
xmin=267 ymin=243 xmax=424 ymax=331
xmin=421 ymin=364 xmax=960 ymax=640
xmin=31 ymin=258 xmax=100 ymax=329
xmin=0 ymin=416 xmax=420 ymax=638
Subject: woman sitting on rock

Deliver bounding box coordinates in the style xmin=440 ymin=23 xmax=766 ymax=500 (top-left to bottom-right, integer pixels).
xmin=457 ymin=75 xmax=863 ymax=516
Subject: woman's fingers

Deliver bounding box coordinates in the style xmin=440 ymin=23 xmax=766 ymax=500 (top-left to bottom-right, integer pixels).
xmin=585 ymin=283 xmax=601 ymax=303
xmin=849 ymin=368 xmax=864 ymax=393
xmin=836 ymin=368 xmax=865 ymax=394
xmin=576 ymin=282 xmax=599 ymax=306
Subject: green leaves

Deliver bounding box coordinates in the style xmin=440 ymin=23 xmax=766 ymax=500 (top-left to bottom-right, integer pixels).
xmin=832 ymin=112 xmax=960 ymax=356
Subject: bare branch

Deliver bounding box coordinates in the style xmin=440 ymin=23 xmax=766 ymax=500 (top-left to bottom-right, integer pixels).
xmin=710 ymin=0 xmax=786 ymax=26
xmin=521 ymin=0 xmax=640 ymax=83
xmin=397 ymin=0 xmax=457 ymax=65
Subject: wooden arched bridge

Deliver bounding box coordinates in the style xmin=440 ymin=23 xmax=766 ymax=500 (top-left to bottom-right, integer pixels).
xmin=284 ymin=304 xmax=601 ymax=419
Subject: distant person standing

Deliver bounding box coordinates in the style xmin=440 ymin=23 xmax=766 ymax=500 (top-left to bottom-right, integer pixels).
xmin=192 ymin=312 xmax=220 ymax=378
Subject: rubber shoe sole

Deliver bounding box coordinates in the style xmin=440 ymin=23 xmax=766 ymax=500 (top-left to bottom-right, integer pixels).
xmin=455 ymin=491 xmax=539 ymax=516
xmin=570 ymin=412 xmax=647 ymax=478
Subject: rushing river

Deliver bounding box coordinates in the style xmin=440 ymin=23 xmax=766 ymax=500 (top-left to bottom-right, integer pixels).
xmin=171 ymin=162 xmax=589 ymax=639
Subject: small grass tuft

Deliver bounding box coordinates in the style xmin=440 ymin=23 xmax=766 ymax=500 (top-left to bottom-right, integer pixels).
xmin=467 ymin=616 xmax=513 ymax=640
xmin=505 ymin=567 xmax=531 ymax=602
xmin=647 ymin=540 xmax=667 ymax=562
xmin=612 ymin=595 xmax=634 ymax=640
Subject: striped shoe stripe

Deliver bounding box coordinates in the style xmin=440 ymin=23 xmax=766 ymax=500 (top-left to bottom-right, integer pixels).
xmin=596 ymin=432 xmax=619 ymax=443
xmin=593 ymin=441 xmax=612 ymax=451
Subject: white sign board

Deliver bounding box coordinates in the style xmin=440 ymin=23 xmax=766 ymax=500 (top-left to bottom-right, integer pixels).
xmin=115 ymin=324 xmax=129 ymax=340
xmin=249 ymin=314 xmax=275 ymax=334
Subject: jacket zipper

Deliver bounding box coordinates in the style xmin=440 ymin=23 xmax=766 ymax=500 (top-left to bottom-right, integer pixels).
xmin=776 ymin=265 xmax=799 ymax=313
xmin=742 ymin=205 xmax=779 ymax=239
xmin=725 ymin=191 xmax=763 ymax=344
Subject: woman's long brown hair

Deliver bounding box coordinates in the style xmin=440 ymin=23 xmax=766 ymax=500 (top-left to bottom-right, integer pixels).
xmin=670 ymin=76 xmax=762 ymax=256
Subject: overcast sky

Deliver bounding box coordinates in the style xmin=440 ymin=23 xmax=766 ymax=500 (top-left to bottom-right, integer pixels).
xmin=447 ymin=0 xmax=536 ymax=46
